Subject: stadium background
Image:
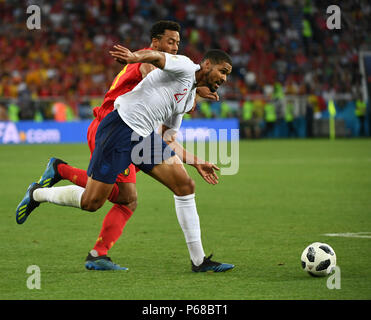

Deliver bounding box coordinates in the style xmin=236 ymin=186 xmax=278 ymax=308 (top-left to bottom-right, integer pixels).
xmin=0 ymin=0 xmax=370 ymax=141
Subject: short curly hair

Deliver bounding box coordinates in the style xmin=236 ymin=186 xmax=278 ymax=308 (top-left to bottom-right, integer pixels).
xmin=150 ymin=20 xmax=181 ymax=40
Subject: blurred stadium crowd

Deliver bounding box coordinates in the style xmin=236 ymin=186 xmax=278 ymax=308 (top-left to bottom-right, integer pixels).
xmin=0 ymin=0 xmax=370 ymax=136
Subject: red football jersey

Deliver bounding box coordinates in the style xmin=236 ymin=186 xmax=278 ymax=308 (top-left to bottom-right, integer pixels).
xmin=93 ymin=48 xmax=151 ymax=121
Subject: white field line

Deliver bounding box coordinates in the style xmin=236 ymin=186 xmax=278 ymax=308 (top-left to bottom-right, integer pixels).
xmin=322 ymin=232 xmax=371 ymax=239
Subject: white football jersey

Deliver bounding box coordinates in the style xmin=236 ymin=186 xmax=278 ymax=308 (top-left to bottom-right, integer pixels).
xmin=114 ymin=53 xmax=200 ymax=137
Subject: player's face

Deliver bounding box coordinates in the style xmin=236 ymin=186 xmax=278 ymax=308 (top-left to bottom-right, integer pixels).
xmin=154 ymin=30 xmax=180 ymax=55
xmin=204 ymin=61 xmax=232 ymax=92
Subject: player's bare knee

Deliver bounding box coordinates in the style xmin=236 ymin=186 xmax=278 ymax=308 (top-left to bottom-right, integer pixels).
xmin=86 ymin=201 xmax=104 ymax=212
xmin=174 ymin=177 xmax=195 ymax=196
xmin=127 ymin=199 xmax=138 ymax=212
xmin=117 ymin=193 xmax=138 ymax=212
xmin=188 ymin=177 xmax=196 ymax=194
xmin=116 ymin=189 xmax=138 ymax=210
xmin=80 ymin=195 xmax=104 ymax=212
xmin=115 ymin=183 xmax=138 ymax=210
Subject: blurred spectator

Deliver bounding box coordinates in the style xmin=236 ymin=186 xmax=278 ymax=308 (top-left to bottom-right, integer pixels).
xmin=78 ymin=100 xmax=93 ymax=119
xmin=199 ymin=101 xmax=213 ymax=118
xmin=305 ymin=96 xmax=314 ymax=137
xmin=240 ymin=100 xmax=261 ymax=139
xmin=52 ymin=101 xmax=74 ymax=122
xmin=220 ymin=101 xmax=233 ymax=118
xmin=355 ymin=97 xmax=367 ymax=136
xmin=0 ymin=103 xmax=8 ymax=121
xmin=285 ymin=100 xmax=298 ymax=137
xmin=17 ymin=83 xmax=35 ymax=120
xmin=264 ymin=100 xmax=277 ymax=138
xmin=7 ymin=101 xmax=20 ymax=122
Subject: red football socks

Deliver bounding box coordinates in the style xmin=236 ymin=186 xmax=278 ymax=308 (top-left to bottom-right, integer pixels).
xmin=56 ymin=163 xmax=131 ymax=256
xmin=93 ymin=204 xmax=133 ymax=256
xmin=58 ymin=163 xmax=88 ymax=188
xmin=57 ymin=163 xmax=120 ymax=203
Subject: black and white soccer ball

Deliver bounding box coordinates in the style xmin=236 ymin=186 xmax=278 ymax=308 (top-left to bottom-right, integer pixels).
xmin=301 ymin=242 xmax=336 ymax=277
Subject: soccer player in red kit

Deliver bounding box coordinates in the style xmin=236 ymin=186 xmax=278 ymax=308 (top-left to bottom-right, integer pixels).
xmin=22 ymin=21 xmax=219 ymax=270
xmin=37 ymin=21 xmax=182 ymax=270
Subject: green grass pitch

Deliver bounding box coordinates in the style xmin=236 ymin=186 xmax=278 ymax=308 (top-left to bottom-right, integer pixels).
xmin=0 ymin=139 xmax=370 ymax=300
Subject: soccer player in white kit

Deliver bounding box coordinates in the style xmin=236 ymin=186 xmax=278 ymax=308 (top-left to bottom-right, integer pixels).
xmin=18 ymin=46 xmax=234 ymax=272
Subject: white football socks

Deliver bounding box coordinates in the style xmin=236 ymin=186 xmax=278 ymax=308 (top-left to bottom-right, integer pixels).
xmin=33 ymin=185 xmax=84 ymax=208
xmin=174 ymin=193 xmax=205 ymax=266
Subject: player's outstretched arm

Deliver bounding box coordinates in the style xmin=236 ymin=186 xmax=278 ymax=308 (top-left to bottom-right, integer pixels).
xmin=110 ymin=45 xmax=166 ymax=69
xmin=161 ymin=125 xmax=220 ymax=185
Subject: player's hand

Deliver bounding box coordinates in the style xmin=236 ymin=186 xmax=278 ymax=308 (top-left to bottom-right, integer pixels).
xmin=196 ymin=86 xmax=219 ymax=101
xmin=109 ymin=45 xmax=138 ymax=64
xmin=194 ymin=162 xmax=220 ymax=185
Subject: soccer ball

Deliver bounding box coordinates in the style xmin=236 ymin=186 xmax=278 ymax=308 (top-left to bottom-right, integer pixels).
xmin=301 ymin=242 xmax=336 ymax=277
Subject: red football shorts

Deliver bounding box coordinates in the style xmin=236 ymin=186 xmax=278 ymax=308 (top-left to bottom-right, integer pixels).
xmin=87 ymin=117 xmax=138 ymax=183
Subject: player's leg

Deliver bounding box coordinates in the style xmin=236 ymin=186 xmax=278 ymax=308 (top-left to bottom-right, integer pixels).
xmin=94 ymin=180 xmax=138 ymax=253
xmin=29 ymin=176 xmax=112 ymax=211
xmin=137 ymin=134 xmax=203 ymax=266
xmin=73 ymin=160 xmax=136 ymax=271
xmin=145 ymin=155 xmax=234 ymax=272
xmin=39 ymin=117 xmax=98 ymax=188
xmin=147 ymin=156 xmax=203 ymax=259
xmin=85 ymin=203 xmax=133 ymax=270
xmin=136 ymin=131 xmax=233 ymax=272
xmin=37 ymin=157 xmax=125 ymax=204
xmin=22 ymin=166 xmax=132 ymax=217
xmin=16 ymin=174 xmax=113 ymax=224
xmin=16 ymin=110 xmax=133 ymax=220
xmin=115 ymin=179 xmax=138 ymax=212
xmin=86 ymin=178 xmax=137 ymax=270
xmin=72 ymin=150 xmax=133 ymax=212
xmin=37 ymin=117 xmax=122 ymax=202
xmin=80 ymin=177 xmax=114 ymax=211
xmin=82 ymin=115 xmax=138 ymax=270
xmin=91 ymin=179 xmax=138 ymax=253
xmin=23 ymin=122 xmax=138 ymax=269
xmin=84 ymin=195 xmax=130 ymax=271
xmin=91 ymin=201 xmax=134 ymax=255
xmin=82 ymin=184 xmax=133 ymax=271
xmin=146 ymin=156 xmax=202 ymax=261
xmin=147 ymin=156 xmax=195 ymax=196
xmin=83 ymin=136 xmax=138 ymax=267
xmin=38 ymin=109 xmax=134 ymax=212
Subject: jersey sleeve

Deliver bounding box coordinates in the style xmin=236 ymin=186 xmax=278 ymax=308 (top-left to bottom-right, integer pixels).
xmin=184 ymin=89 xmax=196 ymax=113
xmin=163 ymin=113 xmax=183 ymax=132
xmin=163 ymin=53 xmax=200 ymax=76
